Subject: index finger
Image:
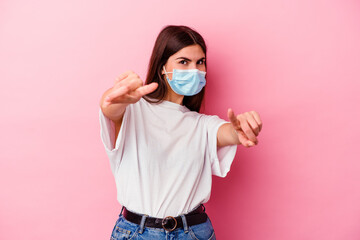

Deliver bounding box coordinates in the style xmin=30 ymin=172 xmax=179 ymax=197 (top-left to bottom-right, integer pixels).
xmin=114 ymin=70 xmax=134 ymax=84
xmin=106 ymin=85 xmax=130 ymax=101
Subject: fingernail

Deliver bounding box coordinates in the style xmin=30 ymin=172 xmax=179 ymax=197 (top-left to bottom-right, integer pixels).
xmin=248 ymin=141 xmax=254 ymax=146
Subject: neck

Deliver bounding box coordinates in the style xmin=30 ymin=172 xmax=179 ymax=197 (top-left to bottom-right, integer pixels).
xmin=164 ymin=92 xmax=184 ymax=105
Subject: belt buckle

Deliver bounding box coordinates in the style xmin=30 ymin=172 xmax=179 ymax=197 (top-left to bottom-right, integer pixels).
xmin=162 ymin=216 xmax=177 ymax=231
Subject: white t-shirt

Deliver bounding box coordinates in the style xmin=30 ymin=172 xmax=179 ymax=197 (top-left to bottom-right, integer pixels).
xmin=99 ymin=97 xmax=237 ymax=218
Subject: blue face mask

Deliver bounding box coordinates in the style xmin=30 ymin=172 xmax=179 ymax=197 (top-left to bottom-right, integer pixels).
xmin=163 ymin=66 xmax=206 ymax=96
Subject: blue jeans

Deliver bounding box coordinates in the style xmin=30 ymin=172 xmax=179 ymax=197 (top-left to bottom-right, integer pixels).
xmin=110 ymin=207 xmax=216 ymax=240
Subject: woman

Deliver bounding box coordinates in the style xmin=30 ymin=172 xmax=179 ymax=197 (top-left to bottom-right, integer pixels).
xmin=99 ymin=25 xmax=262 ymax=240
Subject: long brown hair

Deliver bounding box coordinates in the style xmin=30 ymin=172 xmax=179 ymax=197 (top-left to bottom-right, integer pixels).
xmin=143 ymin=25 xmax=207 ymax=112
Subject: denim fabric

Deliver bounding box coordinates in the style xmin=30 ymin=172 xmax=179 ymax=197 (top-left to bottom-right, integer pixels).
xmin=110 ymin=208 xmax=216 ymax=240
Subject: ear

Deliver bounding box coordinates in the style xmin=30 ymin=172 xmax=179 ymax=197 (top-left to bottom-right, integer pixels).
xmin=161 ymin=65 xmax=165 ymax=75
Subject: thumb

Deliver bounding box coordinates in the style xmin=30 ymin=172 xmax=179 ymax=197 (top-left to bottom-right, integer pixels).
xmin=135 ymin=82 xmax=158 ymax=97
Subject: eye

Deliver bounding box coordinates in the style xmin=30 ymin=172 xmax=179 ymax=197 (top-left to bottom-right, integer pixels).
xmin=197 ymin=59 xmax=205 ymax=65
xmin=179 ymin=60 xmax=187 ymax=65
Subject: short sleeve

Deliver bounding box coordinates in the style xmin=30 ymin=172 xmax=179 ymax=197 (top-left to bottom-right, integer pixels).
xmin=205 ymin=115 xmax=237 ymax=177
xmin=99 ymin=107 xmax=129 ymax=175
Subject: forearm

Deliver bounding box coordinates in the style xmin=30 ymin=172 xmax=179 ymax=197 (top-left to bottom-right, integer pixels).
xmin=217 ymin=123 xmax=240 ymax=147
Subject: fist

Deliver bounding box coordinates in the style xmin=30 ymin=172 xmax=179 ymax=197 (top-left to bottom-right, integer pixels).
xmin=228 ymin=108 xmax=263 ymax=147
xmin=104 ymin=71 xmax=158 ymax=107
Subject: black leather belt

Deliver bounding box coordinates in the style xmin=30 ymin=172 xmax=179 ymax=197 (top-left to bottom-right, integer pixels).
xmin=122 ymin=204 xmax=208 ymax=231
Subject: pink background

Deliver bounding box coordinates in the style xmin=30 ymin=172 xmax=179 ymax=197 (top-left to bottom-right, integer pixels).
xmin=1 ymin=0 xmax=360 ymax=239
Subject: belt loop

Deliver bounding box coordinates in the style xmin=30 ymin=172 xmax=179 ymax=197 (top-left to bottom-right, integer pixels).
xmin=180 ymin=215 xmax=189 ymax=233
xmin=119 ymin=206 xmax=125 ymax=216
xmin=138 ymin=214 xmax=148 ymax=234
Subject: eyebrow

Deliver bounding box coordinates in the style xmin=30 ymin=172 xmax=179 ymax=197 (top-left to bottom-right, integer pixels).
xmin=175 ymin=57 xmax=206 ymax=61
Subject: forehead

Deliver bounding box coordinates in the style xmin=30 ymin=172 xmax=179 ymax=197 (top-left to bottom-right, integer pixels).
xmin=171 ymin=44 xmax=205 ymax=59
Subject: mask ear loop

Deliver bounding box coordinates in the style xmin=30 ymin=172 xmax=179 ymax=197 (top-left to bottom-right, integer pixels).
xmin=163 ymin=66 xmax=173 ymax=81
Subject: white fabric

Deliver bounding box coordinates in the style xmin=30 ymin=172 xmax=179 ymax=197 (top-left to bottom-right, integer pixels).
xmin=99 ymin=97 xmax=237 ymax=218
